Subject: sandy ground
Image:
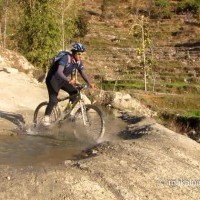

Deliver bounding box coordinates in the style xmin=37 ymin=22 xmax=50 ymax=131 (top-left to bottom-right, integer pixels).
xmin=0 ymin=70 xmax=200 ymax=200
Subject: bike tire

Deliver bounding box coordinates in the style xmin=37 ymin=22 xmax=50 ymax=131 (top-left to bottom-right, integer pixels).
xmin=73 ymin=104 xmax=105 ymax=142
xmin=33 ymin=102 xmax=60 ymax=127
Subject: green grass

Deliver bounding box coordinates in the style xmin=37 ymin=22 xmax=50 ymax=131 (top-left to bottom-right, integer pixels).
xmin=132 ymin=92 xmax=200 ymax=117
xmin=165 ymin=82 xmax=189 ymax=87
xmin=101 ymin=80 xmax=144 ymax=91
xmin=186 ymin=110 xmax=200 ymax=117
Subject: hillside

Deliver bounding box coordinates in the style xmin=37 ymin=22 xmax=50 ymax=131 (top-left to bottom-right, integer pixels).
xmin=77 ymin=0 xmax=200 ymax=136
xmin=82 ymin=0 xmax=200 ymax=87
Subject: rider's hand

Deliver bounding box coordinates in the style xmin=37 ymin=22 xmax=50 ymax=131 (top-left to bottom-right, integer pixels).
xmin=69 ymin=79 xmax=79 ymax=85
xmin=88 ymin=83 xmax=95 ymax=89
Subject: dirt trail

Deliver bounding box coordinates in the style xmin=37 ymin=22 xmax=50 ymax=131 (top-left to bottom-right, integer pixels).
xmin=0 ymin=70 xmax=200 ymax=200
xmin=1 ymin=116 xmax=200 ymax=200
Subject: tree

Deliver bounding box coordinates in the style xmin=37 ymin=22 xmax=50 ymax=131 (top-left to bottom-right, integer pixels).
xmin=0 ymin=0 xmax=11 ymax=48
xmin=16 ymin=0 xmax=86 ymax=69
xmin=59 ymin=0 xmax=87 ymax=45
xmin=16 ymin=0 xmax=60 ymax=69
xmin=131 ymin=16 xmax=152 ymax=91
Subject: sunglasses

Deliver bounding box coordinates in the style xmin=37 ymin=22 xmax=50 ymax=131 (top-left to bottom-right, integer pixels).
xmin=76 ymin=52 xmax=82 ymax=55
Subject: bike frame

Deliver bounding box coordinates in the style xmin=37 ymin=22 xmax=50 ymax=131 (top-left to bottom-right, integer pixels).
xmin=57 ymin=85 xmax=89 ymax=125
xmin=79 ymin=92 xmax=88 ymax=126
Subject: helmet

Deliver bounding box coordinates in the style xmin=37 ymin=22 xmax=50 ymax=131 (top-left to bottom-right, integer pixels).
xmin=71 ymin=43 xmax=86 ymax=52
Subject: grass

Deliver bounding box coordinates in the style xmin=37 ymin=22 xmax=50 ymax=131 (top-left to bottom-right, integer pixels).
xmin=165 ymin=82 xmax=189 ymax=87
xmin=131 ymin=92 xmax=200 ymax=117
xmin=186 ymin=110 xmax=200 ymax=117
xmin=101 ymin=80 xmax=144 ymax=91
xmin=130 ymin=91 xmax=200 ymax=137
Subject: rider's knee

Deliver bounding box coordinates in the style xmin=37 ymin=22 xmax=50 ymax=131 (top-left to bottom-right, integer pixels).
xmin=49 ymin=97 xmax=58 ymax=106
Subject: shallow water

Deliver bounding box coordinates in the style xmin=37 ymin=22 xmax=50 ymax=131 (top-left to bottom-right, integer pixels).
xmin=0 ymin=134 xmax=87 ymax=166
xmin=0 ymin=108 xmax=127 ymax=166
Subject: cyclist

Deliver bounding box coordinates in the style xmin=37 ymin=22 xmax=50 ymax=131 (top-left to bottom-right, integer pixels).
xmin=43 ymin=42 xmax=94 ymax=126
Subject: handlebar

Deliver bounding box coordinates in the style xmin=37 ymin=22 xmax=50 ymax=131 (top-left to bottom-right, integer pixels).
xmin=75 ymin=84 xmax=89 ymax=90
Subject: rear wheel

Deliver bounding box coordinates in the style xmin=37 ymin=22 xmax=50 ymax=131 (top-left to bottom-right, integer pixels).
xmin=33 ymin=102 xmax=60 ymax=127
xmin=73 ymin=104 xmax=105 ymax=142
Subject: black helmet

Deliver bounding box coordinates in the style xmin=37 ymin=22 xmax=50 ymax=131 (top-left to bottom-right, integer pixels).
xmin=71 ymin=43 xmax=86 ymax=52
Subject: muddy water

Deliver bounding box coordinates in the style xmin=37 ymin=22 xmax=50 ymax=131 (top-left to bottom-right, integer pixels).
xmin=0 ymin=134 xmax=84 ymax=166
xmin=0 ymin=109 xmax=127 ymax=166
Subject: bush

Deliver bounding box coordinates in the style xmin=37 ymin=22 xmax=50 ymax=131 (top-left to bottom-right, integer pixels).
xmin=150 ymin=0 xmax=171 ymax=19
xmin=176 ymin=0 xmax=200 ymax=15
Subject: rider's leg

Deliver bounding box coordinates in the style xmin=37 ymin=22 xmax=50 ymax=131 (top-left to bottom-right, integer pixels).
xmin=61 ymin=82 xmax=78 ymax=104
xmin=44 ymin=81 xmax=59 ymax=125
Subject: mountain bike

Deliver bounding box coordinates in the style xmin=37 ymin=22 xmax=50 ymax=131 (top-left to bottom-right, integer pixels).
xmin=33 ymin=84 xmax=105 ymax=142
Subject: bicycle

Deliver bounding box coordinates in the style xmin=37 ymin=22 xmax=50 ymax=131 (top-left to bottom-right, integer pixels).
xmin=33 ymin=84 xmax=105 ymax=142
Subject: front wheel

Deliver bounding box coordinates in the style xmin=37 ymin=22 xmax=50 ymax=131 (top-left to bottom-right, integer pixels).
xmin=73 ymin=104 xmax=105 ymax=142
xmin=33 ymin=102 xmax=60 ymax=127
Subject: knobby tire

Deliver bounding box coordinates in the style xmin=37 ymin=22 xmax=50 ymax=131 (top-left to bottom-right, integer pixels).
xmin=33 ymin=102 xmax=60 ymax=127
xmin=73 ymin=104 xmax=105 ymax=142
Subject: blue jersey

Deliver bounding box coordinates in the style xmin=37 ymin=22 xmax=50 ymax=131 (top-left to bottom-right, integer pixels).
xmin=58 ymin=54 xmax=84 ymax=77
xmin=46 ymin=51 xmax=90 ymax=92
xmin=46 ymin=52 xmax=84 ymax=81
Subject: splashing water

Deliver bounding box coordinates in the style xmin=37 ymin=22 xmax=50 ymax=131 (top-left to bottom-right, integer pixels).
xmin=0 ymin=108 xmax=127 ymax=166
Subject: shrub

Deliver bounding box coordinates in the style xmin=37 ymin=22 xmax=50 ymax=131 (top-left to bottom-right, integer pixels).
xmin=150 ymin=0 xmax=171 ymax=19
xmin=176 ymin=0 xmax=200 ymax=15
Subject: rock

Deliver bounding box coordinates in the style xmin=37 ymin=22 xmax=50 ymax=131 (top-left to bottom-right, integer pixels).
xmin=112 ymin=92 xmax=157 ymax=117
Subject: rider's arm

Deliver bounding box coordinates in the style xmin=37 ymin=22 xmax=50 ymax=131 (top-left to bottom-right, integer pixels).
xmin=77 ymin=61 xmax=93 ymax=88
xmin=78 ymin=68 xmax=93 ymax=87
xmin=56 ymin=54 xmax=70 ymax=82
xmin=57 ymin=65 xmax=70 ymax=82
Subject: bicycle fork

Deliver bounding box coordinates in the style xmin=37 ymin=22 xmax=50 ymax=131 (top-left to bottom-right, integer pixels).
xmin=79 ymin=101 xmax=89 ymax=126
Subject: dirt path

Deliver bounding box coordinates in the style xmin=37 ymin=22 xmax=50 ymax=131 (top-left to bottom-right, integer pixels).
xmin=0 ymin=70 xmax=200 ymax=199
xmin=0 ymin=114 xmax=200 ymax=200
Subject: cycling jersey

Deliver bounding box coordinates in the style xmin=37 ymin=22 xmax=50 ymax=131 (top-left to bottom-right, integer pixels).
xmin=46 ymin=53 xmax=89 ymax=93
